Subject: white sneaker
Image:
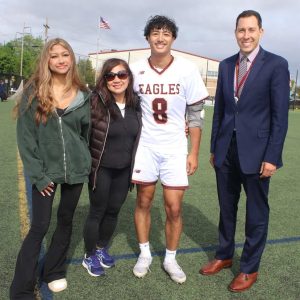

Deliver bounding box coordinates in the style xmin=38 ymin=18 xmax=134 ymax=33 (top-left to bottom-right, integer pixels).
xmin=133 ymin=255 xmax=153 ymax=278
xmin=163 ymin=259 xmax=186 ymax=284
xmin=48 ymin=278 xmax=67 ymax=292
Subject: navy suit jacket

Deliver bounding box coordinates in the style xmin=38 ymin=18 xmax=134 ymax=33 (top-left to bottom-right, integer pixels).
xmin=211 ymin=47 xmax=290 ymax=174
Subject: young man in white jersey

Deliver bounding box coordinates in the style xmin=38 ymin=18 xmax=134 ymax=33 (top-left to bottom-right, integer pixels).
xmin=131 ymin=15 xmax=209 ymax=284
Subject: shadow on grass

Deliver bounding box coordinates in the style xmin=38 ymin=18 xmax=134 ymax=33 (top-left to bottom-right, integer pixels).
xmin=182 ymin=201 xmax=241 ymax=275
xmin=114 ymin=190 xmax=165 ymax=261
xmin=45 ymin=185 xmax=241 ymax=277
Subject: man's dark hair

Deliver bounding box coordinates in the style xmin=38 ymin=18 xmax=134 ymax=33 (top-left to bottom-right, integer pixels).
xmin=144 ymin=15 xmax=178 ymax=39
xmin=236 ymin=10 xmax=262 ymax=29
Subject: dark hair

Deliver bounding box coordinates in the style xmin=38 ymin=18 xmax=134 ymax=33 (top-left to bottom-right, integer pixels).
xmin=236 ymin=10 xmax=262 ymax=29
xmin=93 ymin=58 xmax=136 ymax=117
xmin=144 ymin=15 xmax=178 ymax=39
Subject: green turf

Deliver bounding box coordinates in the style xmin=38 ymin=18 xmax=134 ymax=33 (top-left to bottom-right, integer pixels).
xmin=1 ymin=101 xmax=300 ymax=299
xmin=0 ymin=100 xmax=20 ymax=299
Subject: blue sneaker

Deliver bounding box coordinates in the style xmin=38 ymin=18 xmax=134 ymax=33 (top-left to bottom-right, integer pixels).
xmin=96 ymin=248 xmax=115 ymax=268
xmin=82 ymin=254 xmax=105 ymax=277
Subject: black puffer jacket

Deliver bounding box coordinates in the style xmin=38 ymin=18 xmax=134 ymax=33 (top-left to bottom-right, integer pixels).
xmin=89 ymin=91 xmax=142 ymax=190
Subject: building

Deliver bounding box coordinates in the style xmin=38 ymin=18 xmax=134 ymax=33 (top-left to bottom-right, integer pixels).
xmin=88 ymin=48 xmax=219 ymax=97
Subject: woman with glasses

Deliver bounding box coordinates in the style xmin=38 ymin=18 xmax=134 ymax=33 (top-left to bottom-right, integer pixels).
xmin=82 ymin=58 xmax=142 ymax=276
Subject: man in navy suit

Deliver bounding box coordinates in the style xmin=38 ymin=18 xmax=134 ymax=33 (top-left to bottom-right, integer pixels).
xmin=199 ymin=10 xmax=290 ymax=292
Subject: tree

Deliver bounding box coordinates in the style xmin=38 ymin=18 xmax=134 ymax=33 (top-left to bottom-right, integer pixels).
xmin=290 ymin=79 xmax=300 ymax=99
xmin=0 ymin=35 xmax=43 ymax=80
xmin=0 ymin=42 xmax=19 ymax=75
xmin=77 ymin=58 xmax=95 ymax=89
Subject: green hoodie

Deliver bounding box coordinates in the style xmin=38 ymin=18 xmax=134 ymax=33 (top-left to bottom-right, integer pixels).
xmin=17 ymin=90 xmax=91 ymax=191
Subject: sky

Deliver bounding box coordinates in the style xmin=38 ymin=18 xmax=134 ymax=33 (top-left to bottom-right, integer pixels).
xmin=0 ymin=0 xmax=299 ymax=79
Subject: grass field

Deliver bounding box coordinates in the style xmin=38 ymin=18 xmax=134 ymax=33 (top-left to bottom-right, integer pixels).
xmin=1 ymin=100 xmax=299 ymax=300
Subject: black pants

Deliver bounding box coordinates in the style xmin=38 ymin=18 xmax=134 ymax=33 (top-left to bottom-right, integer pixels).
xmin=84 ymin=166 xmax=130 ymax=255
xmin=10 ymin=183 xmax=83 ymax=300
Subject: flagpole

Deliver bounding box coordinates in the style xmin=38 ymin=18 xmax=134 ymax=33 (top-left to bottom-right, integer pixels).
xmin=95 ymin=37 xmax=99 ymax=85
xmin=95 ymin=17 xmax=110 ymax=85
xmin=95 ymin=18 xmax=100 ymax=85
xmin=128 ymin=51 xmax=131 ymax=64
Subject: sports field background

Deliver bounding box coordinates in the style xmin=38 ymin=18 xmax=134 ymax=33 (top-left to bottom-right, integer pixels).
xmin=1 ymin=100 xmax=299 ymax=299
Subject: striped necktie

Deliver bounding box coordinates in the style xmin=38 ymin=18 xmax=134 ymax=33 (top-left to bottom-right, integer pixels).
xmin=237 ymin=56 xmax=248 ymax=97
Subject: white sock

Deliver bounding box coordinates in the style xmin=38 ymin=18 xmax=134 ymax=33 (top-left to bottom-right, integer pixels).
xmin=139 ymin=242 xmax=151 ymax=257
xmin=164 ymin=248 xmax=177 ymax=263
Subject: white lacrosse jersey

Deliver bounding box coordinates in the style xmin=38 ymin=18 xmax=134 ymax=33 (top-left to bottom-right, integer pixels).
xmin=131 ymin=56 xmax=208 ymax=153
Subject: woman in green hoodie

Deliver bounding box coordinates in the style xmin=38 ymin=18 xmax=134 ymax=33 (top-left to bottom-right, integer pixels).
xmin=10 ymin=38 xmax=91 ymax=299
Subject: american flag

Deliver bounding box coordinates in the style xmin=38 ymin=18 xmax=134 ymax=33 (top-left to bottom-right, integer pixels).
xmin=99 ymin=17 xmax=110 ymax=29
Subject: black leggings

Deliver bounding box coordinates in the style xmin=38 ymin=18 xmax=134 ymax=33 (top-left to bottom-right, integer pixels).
xmin=84 ymin=166 xmax=130 ymax=255
xmin=10 ymin=183 xmax=83 ymax=300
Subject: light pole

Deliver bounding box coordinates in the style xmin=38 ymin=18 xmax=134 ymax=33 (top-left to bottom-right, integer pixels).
xmin=17 ymin=24 xmax=31 ymax=78
xmin=43 ymin=18 xmax=50 ymax=43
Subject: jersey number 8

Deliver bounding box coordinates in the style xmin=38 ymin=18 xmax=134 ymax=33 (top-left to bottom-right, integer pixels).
xmin=152 ymin=98 xmax=167 ymax=124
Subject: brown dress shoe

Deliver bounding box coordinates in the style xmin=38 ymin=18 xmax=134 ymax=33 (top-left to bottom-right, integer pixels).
xmin=228 ymin=272 xmax=258 ymax=292
xmin=199 ymin=259 xmax=233 ymax=275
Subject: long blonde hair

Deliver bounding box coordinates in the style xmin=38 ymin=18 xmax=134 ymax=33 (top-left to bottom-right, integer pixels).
xmin=14 ymin=38 xmax=87 ymax=124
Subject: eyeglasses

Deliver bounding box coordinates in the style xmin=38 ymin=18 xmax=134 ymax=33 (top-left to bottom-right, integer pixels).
xmin=104 ymin=70 xmax=129 ymax=81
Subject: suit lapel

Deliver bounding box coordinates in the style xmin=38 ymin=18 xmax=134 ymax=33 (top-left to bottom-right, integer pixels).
xmin=240 ymin=47 xmax=265 ymax=99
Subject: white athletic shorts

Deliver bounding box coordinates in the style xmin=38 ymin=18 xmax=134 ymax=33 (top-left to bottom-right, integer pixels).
xmin=132 ymin=144 xmax=189 ymax=190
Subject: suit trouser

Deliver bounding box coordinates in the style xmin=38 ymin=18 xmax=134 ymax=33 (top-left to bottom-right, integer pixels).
xmin=214 ymin=133 xmax=270 ymax=273
xmin=10 ymin=183 xmax=83 ymax=300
